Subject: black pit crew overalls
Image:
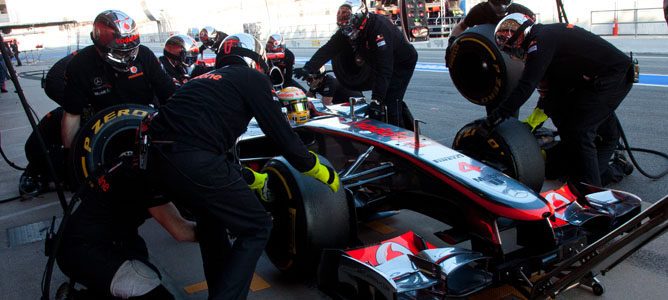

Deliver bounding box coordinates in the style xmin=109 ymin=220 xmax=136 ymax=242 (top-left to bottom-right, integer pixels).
xmin=63 ymin=44 xmax=176 ymax=115
xmin=56 ymin=168 xmax=174 ymax=299
xmin=270 ymin=48 xmax=306 ymax=91
xmin=146 ymin=61 xmax=316 ymax=299
xmin=310 ymin=74 xmax=364 ymax=105
xmin=303 ymin=13 xmax=418 ymax=129
xmin=496 ymin=23 xmax=634 ymax=187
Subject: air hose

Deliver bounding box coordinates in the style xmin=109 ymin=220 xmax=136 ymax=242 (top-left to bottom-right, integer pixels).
xmin=617 ymin=118 xmax=668 ymax=179
xmin=0 ymin=131 xmax=26 ymax=171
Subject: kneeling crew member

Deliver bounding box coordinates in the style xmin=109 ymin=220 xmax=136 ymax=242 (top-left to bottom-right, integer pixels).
xmin=145 ymin=33 xmax=339 ymax=299
xmin=57 ymin=165 xmax=196 ymax=299
xmin=485 ymin=14 xmax=635 ymax=187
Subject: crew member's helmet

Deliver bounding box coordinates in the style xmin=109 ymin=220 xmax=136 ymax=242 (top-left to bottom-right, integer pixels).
xmin=494 ymin=13 xmax=534 ymax=59
xmin=337 ymin=0 xmax=369 ymax=40
xmin=200 ymin=26 xmax=226 ymax=48
xmin=164 ymin=34 xmax=199 ymax=67
xmin=277 ymin=87 xmax=310 ymax=124
xmin=215 ymin=33 xmax=269 ymax=73
xmin=306 ymin=66 xmax=327 ymax=89
xmin=91 ymin=10 xmax=140 ymax=72
xmin=489 ymin=0 xmax=512 ymax=17
xmin=266 ymin=33 xmax=285 ymax=53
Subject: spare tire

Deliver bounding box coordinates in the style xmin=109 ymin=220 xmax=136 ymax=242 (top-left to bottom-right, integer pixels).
xmin=71 ymin=104 xmax=155 ymax=187
xmin=453 ymin=118 xmax=545 ymax=192
xmin=447 ymin=24 xmax=524 ymax=107
xmin=43 ymin=53 xmax=75 ymax=106
xmin=331 ymin=46 xmax=374 ymax=91
xmin=262 ymin=155 xmax=351 ymax=276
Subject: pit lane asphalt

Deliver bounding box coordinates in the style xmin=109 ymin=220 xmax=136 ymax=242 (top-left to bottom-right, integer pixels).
xmin=0 ymin=47 xmax=667 ymax=299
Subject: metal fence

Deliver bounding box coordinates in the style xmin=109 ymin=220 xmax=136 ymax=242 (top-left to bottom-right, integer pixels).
xmin=591 ymin=7 xmax=668 ymax=36
xmin=428 ymin=15 xmax=464 ymax=37
xmin=277 ymin=15 xmax=464 ymax=41
xmin=277 ymin=24 xmax=339 ymax=40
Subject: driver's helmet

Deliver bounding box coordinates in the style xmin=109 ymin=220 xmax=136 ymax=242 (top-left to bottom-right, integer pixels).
xmin=494 ymin=13 xmax=534 ymax=59
xmin=265 ymin=33 xmax=285 ymax=53
xmin=164 ymin=34 xmax=199 ymax=67
xmin=215 ymin=33 xmax=269 ymax=73
xmin=337 ymin=0 xmax=369 ymax=40
xmin=277 ymin=87 xmax=310 ymax=124
xmin=91 ymin=10 xmax=140 ymax=72
xmin=489 ymin=0 xmax=512 ymax=17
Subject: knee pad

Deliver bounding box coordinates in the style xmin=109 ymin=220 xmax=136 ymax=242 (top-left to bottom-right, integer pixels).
xmin=109 ymin=260 xmax=161 ymax=298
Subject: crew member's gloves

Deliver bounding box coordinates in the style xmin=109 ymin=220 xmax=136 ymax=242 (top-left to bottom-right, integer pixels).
xmin=302 ymin=151 xmax=340 ymax=193
xmin=445 ymin=35 xmax=457 ymax=68
xmin=293 ymin=67 xmax=311 ymax=80
xmin=522 ymin=107 xmax=548 ymax=133
xmin=478 ymin=108 xmax=511 ymax=137
xmin=367 ymin=99 xmax=386 ymax=122
xmin=243 ymin=167 xmax=272 ymax=202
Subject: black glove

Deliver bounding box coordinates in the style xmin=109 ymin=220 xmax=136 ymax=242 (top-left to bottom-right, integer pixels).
xmin=367 ymin=99 xmax=386 ymax=122
xmin=478 ymin=108 xmax=511 ymax=137
xmin=293 ymin=67 xmax=310 ymax=80
xmin=445 ymin=35 xmax=457 ymax=68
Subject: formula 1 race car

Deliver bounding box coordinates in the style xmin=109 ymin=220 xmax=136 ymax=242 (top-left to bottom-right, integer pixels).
xmin=70 ymin=96 xmax=667 ymax=300
xmin=230 ymin=101 xmax=665 ymax=299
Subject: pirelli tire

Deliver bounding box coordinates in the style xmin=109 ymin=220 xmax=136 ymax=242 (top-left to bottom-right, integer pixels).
xmin=331 ymin=46 xmax=374 ymax=91
xmin=453 ymin=118 xmax=545 ymax=192
xmin=447 ymin=24 xmax=524 ymax=107
xmin=262 ymin=155 xmax=351 ymax=276
xmin=71 ymin=104 xmax=155 ymax=187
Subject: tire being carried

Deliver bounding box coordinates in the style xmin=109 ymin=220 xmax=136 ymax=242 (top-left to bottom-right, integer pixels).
xmin=71 ymin=104 xmax=155 ymax=188
xmin=261 ymin=155 xmax=351 ymax=276
xmin=453 ymin=118 xmax=545 ymax=192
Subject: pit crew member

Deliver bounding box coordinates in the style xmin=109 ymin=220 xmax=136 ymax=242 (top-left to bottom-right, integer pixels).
xmin=446 ymin=0 xmax=535 ymax=67
xmin=198 ymin=26 xmax=227 ymax=56
xmin=294 ymin=0 xmax=417 ymax=129
xmin=60 ymin=10 xmax=176 ymax=151
xmin=265 ymin=33 xmax=306 ymax=91
xmin=145 ymin=33 xmax=339 ymax=299
xmin=485 ymin=13 xmax=635 ymax=187
xmin=56 ymin=165 xmax=195 ymax=299
xmin=305 ymin=67 xmax=363 ymax=105
xmin=159 ymin=34 xmax=200 ymax=86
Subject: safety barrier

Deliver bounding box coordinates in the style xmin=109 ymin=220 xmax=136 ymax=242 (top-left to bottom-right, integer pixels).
xmin=591 ymin=7 xmax=668 ymax=36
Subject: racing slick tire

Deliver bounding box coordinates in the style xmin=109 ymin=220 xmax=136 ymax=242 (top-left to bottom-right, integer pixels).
xmin=70 ymin=104 xmax=155 ymax=188
xmin=331 ymin=46 xmax=374 ymax=91
xmin=447 ymin=24 xmax=524 ymax=108
xmin=261 ymin=155 xmax=351 ymax=276
xmin=453 ymin=118 xmax=545 ymax=192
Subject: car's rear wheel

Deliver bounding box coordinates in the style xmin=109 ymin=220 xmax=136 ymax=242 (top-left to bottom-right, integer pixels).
xmin=453 ymin=118 xmax=545 ymax=192
xmin=262 ymin=155 xmax=351 ymax=276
